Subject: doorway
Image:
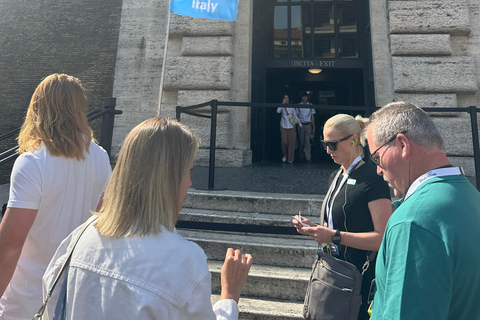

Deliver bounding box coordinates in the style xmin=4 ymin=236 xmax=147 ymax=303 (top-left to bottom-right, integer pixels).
xmin=250 ymin=0 xmax=374 ymax=163
xmin=263 ymin=68 xmax=365 ymax=162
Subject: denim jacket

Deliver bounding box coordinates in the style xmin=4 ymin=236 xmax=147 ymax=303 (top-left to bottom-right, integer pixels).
xmin=42 ymin=224 xmax=238 ymax=320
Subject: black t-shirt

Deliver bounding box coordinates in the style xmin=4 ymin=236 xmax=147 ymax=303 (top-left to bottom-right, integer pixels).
xmin=326 ymin=162 xmax=390 ymax=269
xmin=324 ymin=162 xmax=390 ymax=320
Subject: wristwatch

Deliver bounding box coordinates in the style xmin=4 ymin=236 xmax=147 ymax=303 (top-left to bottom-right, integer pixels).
xmin=332 ymin=229 xmax=342 ymax=245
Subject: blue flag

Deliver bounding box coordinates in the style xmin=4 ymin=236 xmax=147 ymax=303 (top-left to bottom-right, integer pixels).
xmin=170 ymin=0 xmax=239 ymax=21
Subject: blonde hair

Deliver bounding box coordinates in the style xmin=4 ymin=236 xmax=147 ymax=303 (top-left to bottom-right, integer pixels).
xmin=324 ymin=114 xmax=368 ymax=155
xmin=95 ymin=117 xmax=200 ymax=238
xmin=18 ymin=73 xmax=93 ymax=160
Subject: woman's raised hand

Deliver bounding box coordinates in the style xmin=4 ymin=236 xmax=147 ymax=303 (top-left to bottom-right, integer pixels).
xmin=220 ymin=248 xmax=253 ymax=304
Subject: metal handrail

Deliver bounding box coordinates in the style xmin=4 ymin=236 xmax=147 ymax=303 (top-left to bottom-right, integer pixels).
xmin=0 ymin=146 xmax=17 ymax=158
xmin=176 ymin=100 xmax=480 ymax=191
xmin=0 ymin=128 xmax=20 ymax=142
xmin=0 ymin=147 xmax=18 ymax=166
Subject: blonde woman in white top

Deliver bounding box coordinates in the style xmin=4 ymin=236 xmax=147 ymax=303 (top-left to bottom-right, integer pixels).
xmin=0 ymin=74 xmax=111 ymax=319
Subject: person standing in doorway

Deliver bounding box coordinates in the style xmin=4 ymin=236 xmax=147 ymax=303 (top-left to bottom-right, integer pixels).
xmin=277 ymin=94 xmax=302 ymax=164
xmin=297 ymin=91 xmax=316 ymax=163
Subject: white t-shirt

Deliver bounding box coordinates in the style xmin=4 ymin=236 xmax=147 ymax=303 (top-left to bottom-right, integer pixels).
xmin=276 ymin=107 xmax=301 ymax=129
xmin=296 ymin=103 xmax=315 ymax=124
xmin=42 ymin=224 xmax=239 ymax=320
xmin=0 ymin=141 xmax=111 ymax=320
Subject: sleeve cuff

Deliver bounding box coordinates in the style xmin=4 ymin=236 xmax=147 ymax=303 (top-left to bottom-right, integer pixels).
xmin=213 ymin=299 xmax=239 ymax=320
xmin=7 ymin=199 xmax=40 ymax=210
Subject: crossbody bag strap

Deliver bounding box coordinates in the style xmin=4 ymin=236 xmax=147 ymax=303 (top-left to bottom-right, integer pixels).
xmin=33 ymin=216 xmax=99 ymax=320
xmin=284 ymin=107 xmax=289 ymax=115
xmin=361 ymin=251 xmax=377 ymax=275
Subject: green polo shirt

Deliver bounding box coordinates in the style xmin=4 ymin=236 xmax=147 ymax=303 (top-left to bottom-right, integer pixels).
xmin=372 ymin=175 xmax=480 ymax=320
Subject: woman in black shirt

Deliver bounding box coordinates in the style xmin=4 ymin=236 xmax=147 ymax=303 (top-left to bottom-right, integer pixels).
xmin=293 ymin=114 xmax=392 ymax=320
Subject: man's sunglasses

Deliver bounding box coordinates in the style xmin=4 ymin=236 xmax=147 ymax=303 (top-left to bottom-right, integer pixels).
xmin=321 ymin=134 xmax=353 ymax=151
xmin=370 ymin=131 xmax=407 ymax=166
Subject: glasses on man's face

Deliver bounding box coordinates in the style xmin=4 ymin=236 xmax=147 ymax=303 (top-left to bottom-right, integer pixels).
xmin=370 ymin=131 xmax=407 ymax=166
xmin=321 ymin=134 xmax=353 ymax=151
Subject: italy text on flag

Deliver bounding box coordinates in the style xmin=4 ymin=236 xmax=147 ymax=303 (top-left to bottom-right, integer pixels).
xmin=170 ymin=0 xmax=239 ymax=21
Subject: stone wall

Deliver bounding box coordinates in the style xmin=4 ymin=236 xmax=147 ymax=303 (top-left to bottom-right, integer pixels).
xmin=0 ymin=0 xmax=122 ymax=184
xmin=370 ymin=0 xmax=480 ymax=176
xmin=112 ymin=0 xmax=253 ymax=167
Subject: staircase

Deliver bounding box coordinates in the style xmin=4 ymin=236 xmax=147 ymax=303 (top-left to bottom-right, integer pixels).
xmin=177 ymin=189 xmax=325 ymax=319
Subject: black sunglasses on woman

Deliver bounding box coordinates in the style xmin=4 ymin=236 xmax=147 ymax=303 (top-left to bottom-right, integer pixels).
xmin=321 ymin=134 xmax=353 ymax=151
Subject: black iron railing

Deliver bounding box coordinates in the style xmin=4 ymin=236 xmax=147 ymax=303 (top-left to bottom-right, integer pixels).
xmin=177 ymin=101 xmax=480 ymax=191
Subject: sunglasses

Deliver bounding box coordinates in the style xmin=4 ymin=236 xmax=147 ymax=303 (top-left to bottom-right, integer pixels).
xmin=369 ymin=131 xmax=407 ymax=166
xmin=321 ymin=134 xmax=353 ymax=151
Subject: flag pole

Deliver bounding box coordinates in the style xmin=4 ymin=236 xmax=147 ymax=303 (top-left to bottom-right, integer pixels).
xmin=157 ymin=8 xmax=172 ymax=116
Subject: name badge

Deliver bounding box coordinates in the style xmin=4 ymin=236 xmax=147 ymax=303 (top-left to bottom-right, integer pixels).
xmin=347 ymin=179 xmax=356 ymax=185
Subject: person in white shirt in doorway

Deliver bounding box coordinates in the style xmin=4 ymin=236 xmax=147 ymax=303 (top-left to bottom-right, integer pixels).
xmin=297 ymin=91 xmax=316 ymax=163
xmin=277 ymin=94 xmax=302 ymax=164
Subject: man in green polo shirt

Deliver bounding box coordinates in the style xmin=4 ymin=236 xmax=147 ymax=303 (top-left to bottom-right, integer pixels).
xmin=365 ymin=102 xmax=480 ymax=320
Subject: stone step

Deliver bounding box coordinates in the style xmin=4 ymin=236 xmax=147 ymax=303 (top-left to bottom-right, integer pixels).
xmin=179 ymin=207 xmax=320 ymax=228
xmin=208 ymin=260 xmax=311 ymax=301
xmin=179 ymin=229 xmax=318 ymax=268
xmin=211 ymin=294 xmax=304 ymax=320
xmin=184 ymin=189 xmax=324 ymax=215
xmin=182 ymin=189 xmax=319 ymax=319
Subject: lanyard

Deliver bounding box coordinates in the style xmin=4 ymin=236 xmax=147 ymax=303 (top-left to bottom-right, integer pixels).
xmin=404 ymin=167 xmax=464 ymax=201
xmin=324 ymin=156 xmax=362 ymax=229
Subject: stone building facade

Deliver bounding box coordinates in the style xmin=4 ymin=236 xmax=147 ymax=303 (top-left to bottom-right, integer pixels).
xmin=111 ymin=0 xmax=253 ymax=166
xmin=111 ymin=0 xmax=479 ymax=173
xmin=0 ymin=0 xmax=479 ymax=183
xmin=370 ymin=0 xmax=480 ymax=174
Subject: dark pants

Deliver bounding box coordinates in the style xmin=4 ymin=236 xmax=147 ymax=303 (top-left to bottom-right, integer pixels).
xmin=298 ymin=123 xmax=312 ymax=161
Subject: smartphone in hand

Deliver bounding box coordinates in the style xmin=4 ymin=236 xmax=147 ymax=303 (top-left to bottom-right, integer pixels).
xmin=293 ymin=211 xmax=309 ymax=227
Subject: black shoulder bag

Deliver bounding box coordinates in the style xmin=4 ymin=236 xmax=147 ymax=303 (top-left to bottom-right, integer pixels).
xmin=303 ymin=249 xmax=376 ymax=320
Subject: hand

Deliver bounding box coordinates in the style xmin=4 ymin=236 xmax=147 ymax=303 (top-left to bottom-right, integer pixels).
xmin=220 ymin=248 xmax=253 ymax=304
xmin=292 ymin=215 xmax=316 ymax=235
xmin=302 ymin=225 xmax=336 ymax=245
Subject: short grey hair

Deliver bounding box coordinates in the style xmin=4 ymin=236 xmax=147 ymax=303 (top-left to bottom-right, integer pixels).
xmin=367 ymin=102 xmax=444 ymax=151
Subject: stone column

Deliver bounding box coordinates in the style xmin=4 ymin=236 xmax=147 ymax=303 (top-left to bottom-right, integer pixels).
xmin=111 ymin=0 xmax=170 ymax=155
xmin=112 ymin=0 xmax=253 ymax=166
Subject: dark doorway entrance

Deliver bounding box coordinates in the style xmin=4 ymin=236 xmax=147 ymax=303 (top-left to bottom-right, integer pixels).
xmin=263 ymin=68 xmax=365 ymax=162
xmin=251 ymin=0 xmax=375 ymax=163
